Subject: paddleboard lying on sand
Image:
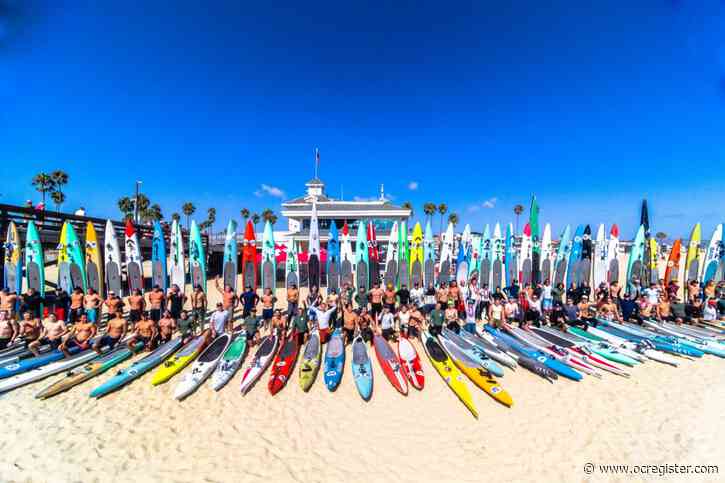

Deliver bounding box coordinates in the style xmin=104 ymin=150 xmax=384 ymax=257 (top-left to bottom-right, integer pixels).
xmin=240 ymin=332 xmax=279 ymax=394
xmin=210 ymin=331 xmax=248 ymax=391
xmin=351 ymin=335 xmax=373 ymax=400
xmin=441 ymin=327 xmax=504 ymax=377
xmin=397 ymin=335 xmax=424 ymax=390
xmin=174 ymin=333 xmax=231 ymax=400
xmin=151 ymin=331 xmax=210 ymax=385
xmin=298 ymin=329 xmax=322 ymax=392
xmin=372 ymin=334 xmax=408 ymax=395
xmin=324 ymin=328 xmax=345 ymax=391
xmin=268 ymin=331 xmax=300 ymax=395
xmin=422 ymin=331 xmax=477 ymax=418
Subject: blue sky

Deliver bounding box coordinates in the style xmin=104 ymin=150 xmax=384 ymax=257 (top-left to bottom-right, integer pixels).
xmin=1 ymin=1 xmax=724 ymax=239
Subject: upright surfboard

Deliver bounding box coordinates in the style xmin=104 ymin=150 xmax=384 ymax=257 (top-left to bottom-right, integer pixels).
xmin=189 ymin=220 xmax=207 ymax=293
xmin=540 ymin=223 xmax=552 ymax=284
xmin=649 ymin=238 xmax=659 ymax=284
xmin=592 ymin=224 xmax=607 ymax=288
xmin=504 ymin=223 xmax=517 ymax=288
xmin=519 ymin=223 xmax=532 ymax=286
xmin=702 ymin=224 xmax=723 ymax=284
xmin=684 ymin=223 xmax=701 ymax=287
xmin=241 ymin=221 xmax=257 ymax=290
xmin=355 ymin=222 xmax=369 ymax=292
xmin=85 ymin=222 xmax=104 ymax=295
xmin=308 ymin=202 xmax=320 ymax=290
xmin=566 ymin=225 xmax=584 ymax=288
xmin=529 ymin=196 xmax=541 ymax=284
xmin=491 ymin=223 xmax=504 ymax=290
xmin=286 ymin=239 xmax=300 ymax=288
xmin=124 ymin=220 xmax=143 ymax=293
xmin=625 ymin=224 xmax=645 ymax=295
xmin=455 ymin=237 xmax=468 ymax=286
xmin=410 ymin=222 xmax=424 ymax=287
xmin=151 ymin=220 xmax=167 ymax=292
xmin=384 ymin=221 xmax=399 ymax=288
xmin=479 ymin=224 xmax=491 ymax=287
xmin=261 ymin=220 xmax=276 ymax=291
xmin=553 ymin=225 xmax=572 ymax=287
xmin=327 ymin=222 xmax=340 ymax=292
xmin=169 ymin=219 xmax=185 ymax=291
xmin=664 ymin=239 xmax=681 ymax=288
xmin=104 ymin=220 xmax=123 ymax=296
xmin=398 ymin=220 xmax=410 ymax=288
xmin=438 ymin=222 xmax=454 ymax=285
xmin=461 ymin=224 xmax=472 ymax=268
xmin=340 ymin=222 xmax=354 ymax=287
xmin=25 ymin=221 xmax=44 ymax=298
xmin=606 ymin=224 xmax=619 ymax=284
xmin=66 ymin=222 xmax=87 ymax=292
xmin=367 ymin=221 xmax=380 ymax=288
xmin=3 ymin=221 xmax=22 ymax=296
xmin=640 ymin=200 xmax=652 ymax=285
xmin=577 ymin=224 xmax=592 ymax=287
xmin=222 ymin=220 xmax=238 ymax=291
xmin=423 ymin=221 xmax=435 ymax=288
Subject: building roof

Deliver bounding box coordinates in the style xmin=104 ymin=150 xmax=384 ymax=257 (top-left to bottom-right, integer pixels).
xmin=282 ymin=200 xmax=405 ymax=212
xmin=305 ymin=177 xmax=324 ymax=185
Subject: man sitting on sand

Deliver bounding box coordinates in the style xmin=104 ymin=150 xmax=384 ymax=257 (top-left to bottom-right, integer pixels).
xmin=29 ymin=313 xmax=67 ymax=355
xmin=127 ymin=312 xmax=158 ymax=352
xmin=60 ymin=313 xmax=97 ymax=356
xmin=243 ymin=307 xmax=263 ymax=345
xmin=0 ymin=310 xmax=18 ymax=349
xmin=158 ymin=310 xmax=177 ymax=343
xmin=177 ymin=311 xmax=195 ymax=340
xmin=378 ymin=306 xmax=396 ymax=341
xmin=209 ymin=303 xmax=229 ymax=338
xmin=93 ymin=309 xmax=127 ymax=353
xmin=444 ymin=301 xmax=460 ymax=334
xmin=18 ymin=311 xmax=42 ymax=345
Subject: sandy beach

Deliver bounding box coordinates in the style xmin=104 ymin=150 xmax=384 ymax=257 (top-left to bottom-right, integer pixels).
xmin=1 ymin=266 xmax=723 ymax=483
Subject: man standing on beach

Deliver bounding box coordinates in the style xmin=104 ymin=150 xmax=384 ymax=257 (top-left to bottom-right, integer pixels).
xmin=290 ymin=306 xmax=308 ymax=346
xmin=103 ymin=291 xmax=125 ymax=323
xmin=0 ymin=289 xmax=18 ymax=321
xmin=342 ymin=304 xmax=358 ymax=345
xmin=83 ymin=288 xmax=102 ymax=324
xmin=20 ymin=287 xmax=43 ymax=319
xmin=286 ymin=283 xmax=299 ymax=318
xmin=368 ymin=283 xmax=383 ymax=318
xmin=240 ymin=285 xmax=259 ymax=318
xmin=147 ymin=285 xmax=166 ymax=323
xmin=214 ymin=277 xmax=238 ymax=324
xmin=260 ymin=288 xmax=277 ymax=329
xmin=166 ymin=284 xmax=186 ymax=320
xmin=191 ymin=285 xmax=207 ymax=331
xmin=69 ymin=288 xmax=84 ymax=323
xmin=128 ymin=289 xmax=145 ymax=327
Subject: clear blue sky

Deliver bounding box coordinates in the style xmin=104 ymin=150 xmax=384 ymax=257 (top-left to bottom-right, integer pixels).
xmin=1 ymin=1 xmax=724 ymax=239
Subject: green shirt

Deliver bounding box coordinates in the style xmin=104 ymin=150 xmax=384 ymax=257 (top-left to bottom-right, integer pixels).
xmin=429 ymin=309 xmax=444 ymax=327
xmin=177 ymin=317 xmax=194 ymax=335
xmin=354 ymin=292 xmax=368 ymax=308
xmin=291 ymin=315 xmax=308 ymax=333
xmin=244 ymin=316 xmax=262 ymax=334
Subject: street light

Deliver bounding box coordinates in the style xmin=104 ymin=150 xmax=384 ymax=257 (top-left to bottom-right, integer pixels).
xmin=134 ymin=180 xmax=143 ymax=224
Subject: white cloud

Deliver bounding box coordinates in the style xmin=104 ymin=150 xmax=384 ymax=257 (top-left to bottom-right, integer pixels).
xmin=482 ymin=197 xmax=497 ymax=209
xmin=407 ymin=181 xmax=419 ymax=191
xmin=467 ymin=205 xmax=481 ymax=213
xmin=254 ymin=184 xmax=286 ymax=198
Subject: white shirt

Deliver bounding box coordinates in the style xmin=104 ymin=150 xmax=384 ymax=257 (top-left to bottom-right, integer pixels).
xmin=703 ymin=304 xmax=717 ymax=321
xmin=644 ymin=288 xmax=659 ymax=305
xmin=381 ymin=312 xmax=395 ymax=330
xmin=312 ymin=306 xmax=336 ymax=330
xmin=410 ymin=287 xmax=424 ymax=306
xmin=542 ymin=285 xmax=553 ymax=299
xmin=398 ymin=311 xmax=411 ymax=327
xmin=210 ymin=310 xmax=228 ymax=334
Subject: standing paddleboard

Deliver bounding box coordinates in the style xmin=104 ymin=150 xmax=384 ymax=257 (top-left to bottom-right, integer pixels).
xmin=592 ymin=224 xmax=607 ymax=288
xmin=3 ymin=222 xmax=22 ymax=296
xmin=410 ymin=222 xmax=424 ymax=287
xmin=104 ymin=220 xmax=123 ymax=296
xmin=491 ymin=223 xmax=504 ymax=290
xmin=664 ymin=239 xmax=681 ymax=288
xmin=641 ymin=200 xmax=651 ymax=286
xmin=702 ymin=224 xmax=723 ymax=284
xmin=684 ymin=223 xmax=701 ymax=288
xmin=540 ymin=223 xmax=552 ymax=284
xmin=529 ymin=195 xmax=541 ymax=284
xmin=66 ymin=222 xmax=87 ymax=292
xmin=285 ymin=240 xmax=300 ymax=288
xmin=85 ymin=222 xmax=104 ymax=295
xmin=577 ymin=224 xmax=592 ymax=287
xmin=25 ymin=221 xmax=44 ymax=299
xmin=423 ymin=221 xmax=435 ymax=288
xmin=384 ymin=221 xmax=399 ymax=288
xmin=308 ymin=202 xmax=320 ymax=290
xmin=261 ymin=220 xmax=276 ymax=291
xmin=340 ymin=222 xmax=354 ymax=287
xmin=222 ymin=220 xmax=238 ymax=292
xmin=367 ymin=221 xmax=380 ymax=288
xmin=189 ymin=220 xmax=207 ymax=293
xmin=57 ymin=222 xmax=72 ymax=294
xmin=625 ymin=225 xmax=645 ymax=295
xmin=519 ymin=223 xmax=532 ymax=286
xmin=169 ymin=218 xmax=185 ymax=291
xmin=355 ymin=221 xmax=369 ymax=292
xmin=553 ymin=225 xmax=572 ymax=287
xmin=242 ymin=221 xmax=257 ymax=290
xmin=455 ymin=237 xmax=469 ymax=286
xmin=479 ymin=225 xmax=491 ymax=286
xmin=504 ymin=223 xmax=517 ymax=288
xmin=438 ymin=222 xmax=454 ymax=285
xmin=124 ymin=220 xmax=143 ymax=293
xmin=397 ymin=220 xmax=409 ymax=288
xmin=606 ymin=224 xmax=620 ymax=284
xmin=327 ymin=222 xmax=340 ymax=292
xmin=151 ymin=220 xmax=168 ymax=291
xmin=566 ymin=225 xmax=584 ymax=288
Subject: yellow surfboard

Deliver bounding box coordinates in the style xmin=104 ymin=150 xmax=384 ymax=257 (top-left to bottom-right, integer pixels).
xmin=422 ymin=332 xmax=478 ymax=418
xmin=85 ymin=222 xmax=104 ymax=295
xmin=684 ymin=223 xmax=701 ymax=285
xmin=409 ymin=222 xmax=424 ymax=286
xmin=151 ymin=331 xmax=209 ymax=385
xmin=649 ymin=238 xmax=658 ymax=281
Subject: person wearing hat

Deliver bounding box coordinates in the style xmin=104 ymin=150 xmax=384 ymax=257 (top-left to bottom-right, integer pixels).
xmin=444 ymin=300 xmax=460 ymax=334
xmin=703 ymin=298 xmax=718 ymax=322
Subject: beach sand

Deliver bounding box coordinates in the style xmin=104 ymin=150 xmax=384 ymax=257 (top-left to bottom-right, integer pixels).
xmin=1 ymin=268 xmax=723 ymax=483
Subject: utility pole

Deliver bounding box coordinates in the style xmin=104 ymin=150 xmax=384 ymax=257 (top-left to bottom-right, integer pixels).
xmin=134 ymin=180 xmax=142 ymax=224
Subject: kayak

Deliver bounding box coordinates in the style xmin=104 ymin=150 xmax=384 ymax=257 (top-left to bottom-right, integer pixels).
xmin=372 ymin=334 xmax=408 ymax=395
xmin=210 ymin=331 xmax=248 ymax=391
xmin=268 ymin=331 xmax=300 ymax=395
xmin=240 ymin=332 xmax=279 ymax=394
xmin=397 ymin=335 xmax=424 ymax=390
xmin=441 ymin=328 xmax=504 ymax=377
xmin=351 ymin=335 xmax=373 ymax=400
xmin=438 ymin=334 xmax=513 ymax=407
xmin=90 ymin=337 xmax=184 ymax=397
xmin=151 ymin=331 xmax=210 ymax=385
xmin=323 ymin=328 xmax=345 ymax=391
xmin=298 ymin=330 xmax=322 ymax=392
xmin=174 ymin=333 xmax=232 ymax=400
xmin=421 ymin=331 xmax=477 ymax=418
xmin=37 ymin=343 xmax=143 ymax=399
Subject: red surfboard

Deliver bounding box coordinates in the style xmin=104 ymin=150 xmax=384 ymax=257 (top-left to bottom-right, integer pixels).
xmin=367 ymin=221 xmax=380 ymax=287
xmin=373 ymin=334 xmax=408 ymax=395
xmin=397 ymin=335 xmax=424 ymax=390
xmin=242 ymin=221 xmax=257 ymax=290
xmin=268 ymin=330 xmax=300 ymax=395
xmin=664 ymin=238 xmax=682 ymax=287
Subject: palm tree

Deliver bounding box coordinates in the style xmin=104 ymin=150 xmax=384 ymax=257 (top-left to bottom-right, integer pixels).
xmin=655 ymin=231 xmax=667 ymax=242
xmin=423 ymin=202 xmax=436 ymax=223
xmin=31 ymin=173 xmax=55 ymax=205
xmin=240 ymin=208 xmax=250 ymax=224
xmin=270 ymin=214 xmax=278 ymax=226
xmin=50 ymin=170 xmax=69 ymax=197
xmin=252 ymin=213 xmax=260 ymax=232
xmin=171 ymin=212 xmax=181 ymax=222
xmin=437 ymin=203 xmax=448 ymax=235
xmin=261 ymin=208 xmax=274 ymax=222
xmin=141 ymin=203 xmax=163 ymax=223
xmin=136 ymin=194 xmax=150 ymax=213
xmin=402 ymin=201 xmax=413 ymax=220
xmin=50 ymin=190 xmax=66 ymax=212
xmin=513 ymin=204 xmax=524 ymax=234
xmin=117 ymin=197 xmax=135 ymax=220
xmin=448 ymin=213 xmax=459 ymax=227
xmin=206 ymin=207 xmax=217 ymax=234
xmin=182 ymin=202 xmax=196 ymax=231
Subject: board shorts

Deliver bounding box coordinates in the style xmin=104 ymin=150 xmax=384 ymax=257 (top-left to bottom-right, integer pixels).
xmin=343 ymin=327 xmax=355 ymax=342
xmin=370 ymin=303 xmax=382 ymax=318
xmin=464 ymin=322 xmax=476 ymax=334
xmin=69 ymin=307 xmax=84 ymax=323
xmin=429 ymin=325 xmax=442 ymax=337
xmin=129 ymin=310 xmax=142 ymax=323
xmin=38 ymin=336 xmax=63 ymax=350
xmin=85 ymin=308 xmax=99 ymax=323
xmin=491 ymin=318 xmax=504 ymax=328
xmin=0 ymin=337 xmax=12 ymax=350
xmin=96 ymin=334 xmax=120 ymax=350
xmin=542 ymin=298 xmax=553 ymax=310
xmin=381 ymin=328 xmax=394 ymax=341
xmin=262 ymin=308 xmax=273 ymax=320
xmin=361 ymin=327 xmax=373 ymax=343
xmin=296 ymin=331 xmax=306 ymax=346
xmin=149 ymin=309 xmax=161 ymax=322
xmin=245 ymin=330 xmax=257 ymax=341
xmin=319 ymin=327 xmax=331 ymax=344
xmin=158 ymin=332 xmax=173 ymax=344
xmin=133 ymin=335 xmax=155 ymax=350
xmin=407 ymin=325 xmax=419 ymax=338
xmin=64 ymin=337 xmax=91 ymax=351
xmin=446 ymin=321 xmax=460 ymax=334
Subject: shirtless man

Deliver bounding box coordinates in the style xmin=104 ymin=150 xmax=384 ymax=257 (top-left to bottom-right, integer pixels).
xmin=93 ymin=309 xmax=127 ymax=353
xmin=157 ymin=310 xmax=177 ymax=343
xmin=83 ymin=287 xmax=102 ymax=324
xmin=444 ymin=301 xmax=460 ymax=333
xmin=127 ymin=312 xmax=158 ymax=352
xmin=128 ymin=289 xmax=146 ymax=327
xmin=436 ymin=283 xmax=449 ymax=309
xmin=147 ymin=285 xmax=166 ymax=323
xmin=69 ymin=288 xmax=85 ymax=323
xmin=269 ymin=309 xmax=286 ymax=334
xmin=215 ymin=276 xmax=238 ymax=323
xmin=383 ymin=284 xmax=397 ymax=313
xmin=29 ymin=313 xmax=67 ymax=355
xmin=368 ymin=283 xmax=384 ymax=319
xmin=60 ymin=313 xmax=97 ymax=356
xmin=18 ymin=311 xmax=42 ymax=344
xmin=190 ymin=285 xmax=207 ymax=331
xmin=0 ymin=288 xmax=18 ymax=320
xmin=658 ymin=296 xmax=673 ymax=321
xmin=260 ymin=288 xmax=277 ymax=329
xmin=448 ymin=281 xmax=461 ymax=309
xmin=103 ymin=291 xmax=125 ymax=323
xmin=286 ymin=284 xmax=299 ymax=318
xmin=358 ymin=307 xmax=374 ymax=342
xmin=0 ymin=310 xmax=18 ymax=349
xmin=342 ymin=304 xmax=359 ymax=345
